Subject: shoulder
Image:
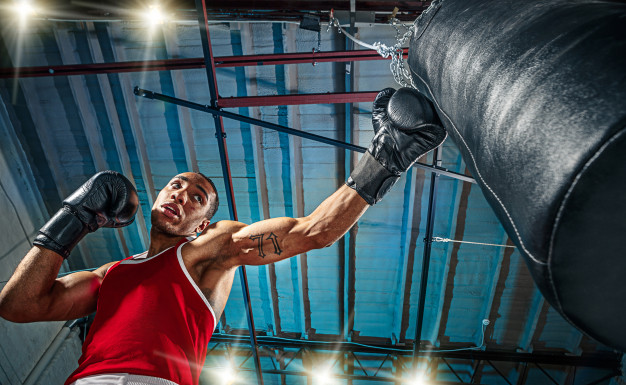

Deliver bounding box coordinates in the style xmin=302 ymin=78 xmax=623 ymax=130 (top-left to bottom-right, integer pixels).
xmin=182 ymin=220 xmax=248 ymax=264
xmin=93 ymin=261 xmax=119 ymax=279
xmin=206 ymin=220 xmax=247 ymax=233
xmin=196 ymin=220 xmax=248 ymax=242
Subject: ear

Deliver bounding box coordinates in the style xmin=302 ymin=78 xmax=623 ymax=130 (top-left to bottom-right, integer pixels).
xmin=195 ymin=218 xmax=210 ymax=234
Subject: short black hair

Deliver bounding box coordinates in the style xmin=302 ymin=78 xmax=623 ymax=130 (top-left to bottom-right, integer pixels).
xmin=195 ymin=172 xmax=219 ymax=221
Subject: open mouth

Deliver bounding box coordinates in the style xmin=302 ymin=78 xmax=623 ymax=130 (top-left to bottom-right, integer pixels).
xmin=162 ymin=203 xmax=180 ymax=218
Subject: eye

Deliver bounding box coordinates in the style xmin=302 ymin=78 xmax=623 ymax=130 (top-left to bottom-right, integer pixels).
xmin=194 ymin=195 xmax=203 ymax=204
xmin=171 ymin=182 xmax=181 ymax=188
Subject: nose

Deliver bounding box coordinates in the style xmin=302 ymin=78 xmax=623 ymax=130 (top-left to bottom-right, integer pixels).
xmin=171 ymin=189 xmax=186 ymax=204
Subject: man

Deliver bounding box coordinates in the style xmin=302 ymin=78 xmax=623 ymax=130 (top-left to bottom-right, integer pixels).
xmin=0 ymin=87 xmax=446 ymax=385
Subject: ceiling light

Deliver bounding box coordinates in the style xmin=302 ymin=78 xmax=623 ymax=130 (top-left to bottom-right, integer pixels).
xmin=313 ymin=370 xmax=335 ymax=385
xmin=145 ymin=4 xmax=166 ymax=25
xmin=220 ymin=364 xmax=237 ymax=385
xmin=404 ymin=372 xmax=429 ymax=385
xmin=14 ymin=0 xmax=36 ymax=19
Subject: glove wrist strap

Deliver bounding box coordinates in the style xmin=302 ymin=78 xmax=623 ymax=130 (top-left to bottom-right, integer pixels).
xmin=346 ymin=152 xmax=400 ymax=205
xmin=33 ymin=208 xmax=89 ymax=259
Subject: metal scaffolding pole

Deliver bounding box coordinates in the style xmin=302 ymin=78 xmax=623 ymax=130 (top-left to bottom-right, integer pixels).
xmin=0 ymin=49 xmax=407 ymax=79
xmin=195 ymin=1 xmax=264 ymax=383
xmin=413 ymin=148 xmax=441 ymax=366
xmin=133 ymin=87 xmax=476 ymax=184
xmin=218 ymin=91 xmax=379 ymax=108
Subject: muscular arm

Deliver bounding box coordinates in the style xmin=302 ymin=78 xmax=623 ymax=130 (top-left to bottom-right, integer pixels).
xmin=0 ymin=246 xmax=113 ymax=323
xmin=190 ymin=184 xmax=368 ymax=268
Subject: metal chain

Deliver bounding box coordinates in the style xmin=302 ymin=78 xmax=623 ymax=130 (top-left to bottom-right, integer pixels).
xmin=327 ymin=14 xmax=415 ymax=88
xmin=432 ymin=237 xmax=517 ymax=249
xmin=389 ymin=17 xmax=412 ymax=41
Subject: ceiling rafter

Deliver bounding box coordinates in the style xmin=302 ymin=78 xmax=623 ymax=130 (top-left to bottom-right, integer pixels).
xmin=239 ymin=22 xmax=280 ymax=337
xmin=392 ymin=167 xmax=418 ymax=345
xmin=162 ymin=25 xmax=199 ymax=174
xmin=3 ymin=34 xmax=96 ymax=267
xmin=84 ymin=21 xmax=149 ymax=250
xmin=423 ymin=172 xmax=462 ymax=345
xmin=0 ymin=37 xmax=61 ymax=219
xmin=53 ymin=26 xmax=130 ymax=258
xmin=284 ymin=24 xmax=312 ymax=340
xmin=434 ymin=172 xmax=473 ymax=345
xmin=519 ymin=294 xmax=546 ymax=353
xmin=477 ymin=232 xmax=510 ymax=347
xmin=485 ymin=238 xmax=516 ymax=346
xmin=398 ymin=164 xmax=428 ymax=343
xmin=107 ymin=22 xmax=158 ymax=208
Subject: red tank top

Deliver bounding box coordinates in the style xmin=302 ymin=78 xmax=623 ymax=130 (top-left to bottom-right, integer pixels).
xmin=65 ymin=238 xmax=216 ymax=385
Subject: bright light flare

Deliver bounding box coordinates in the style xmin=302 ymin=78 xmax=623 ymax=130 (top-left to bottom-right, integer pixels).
xmin=13 ymin=0 xmax=36 ymax=19
xmin=219 ymin=364 xmax=237 ymax=385
xmin=313 ymin=369 xmax=336 ymax=385
xmin=144 ymin=4 xmax=167 ymax=26
xmin=404 ymin=371 xmax=429 ymax=385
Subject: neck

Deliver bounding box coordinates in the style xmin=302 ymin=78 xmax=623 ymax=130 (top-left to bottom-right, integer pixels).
xmin=147 ymin=228 xmax=189 ymax=257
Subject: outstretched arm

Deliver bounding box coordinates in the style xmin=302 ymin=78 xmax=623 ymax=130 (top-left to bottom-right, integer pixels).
xmin=190 ymin=87 xmax=446 ymax=268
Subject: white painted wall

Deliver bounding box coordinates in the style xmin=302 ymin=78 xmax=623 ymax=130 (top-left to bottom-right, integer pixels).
xmin=0 ymin=95 xmax=82 ymax=384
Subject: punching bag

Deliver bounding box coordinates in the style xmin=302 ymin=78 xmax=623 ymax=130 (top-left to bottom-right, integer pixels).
xmin=408 ymin=0 xmax=626 ymax=350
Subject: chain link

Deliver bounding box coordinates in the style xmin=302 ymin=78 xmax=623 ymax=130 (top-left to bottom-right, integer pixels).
xmin=327 ymin=14 xmax=415 ymax=88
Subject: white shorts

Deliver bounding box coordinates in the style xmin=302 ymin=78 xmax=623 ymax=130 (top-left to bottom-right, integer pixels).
xmin=70 ymin=373 xmax=179 ymax=385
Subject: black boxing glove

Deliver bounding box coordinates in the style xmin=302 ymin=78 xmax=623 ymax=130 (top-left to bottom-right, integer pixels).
xmin=33 ymin=171 xmax=139 ymax=259
xmin=346 ymin=87 xmax=447 ymax=204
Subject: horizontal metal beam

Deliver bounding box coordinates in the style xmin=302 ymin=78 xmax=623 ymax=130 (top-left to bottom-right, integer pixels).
xmin=0 ymin=58 xmax=204 ymax=79
xmin=209 ymin=334 xmax=621 ymax=369
xmin=215 ymin=48 xmax=408 ymax=67
xmin=219 ymin=92 xmax=379 ymax=107
xmin=0 ymin=49 xmax=406 ymax=79
xmin=134 ymin=87 xmax=476 ymax=184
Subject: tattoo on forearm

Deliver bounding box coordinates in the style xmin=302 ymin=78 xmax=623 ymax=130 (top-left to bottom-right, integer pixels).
xmin=249 ymin=232 xmax=283 ymax=258
xmin=267 ymin=232 xmax=282 ymax=255
xmin=250 ymin=234 xmax=266 ymax=258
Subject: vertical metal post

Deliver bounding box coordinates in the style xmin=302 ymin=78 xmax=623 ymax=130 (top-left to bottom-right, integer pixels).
xmin=413 ymin=148 xmax=441 ymax=366
xmin=342 ymin=0 xmax=357 ymax=344
xmin=195 ymin=1 xmax=263 ymax=383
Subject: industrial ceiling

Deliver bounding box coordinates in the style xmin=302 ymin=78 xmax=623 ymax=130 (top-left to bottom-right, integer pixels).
xmin=0 ymin=1 xmax=623 ymax=384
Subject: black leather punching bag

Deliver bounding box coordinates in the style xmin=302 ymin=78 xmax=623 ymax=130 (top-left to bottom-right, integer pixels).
xmin=408 ymin=0 xmax=626 ymax=350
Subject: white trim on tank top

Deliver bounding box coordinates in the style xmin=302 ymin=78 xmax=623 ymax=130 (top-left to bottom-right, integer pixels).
xmin=176 ymin=238 xmax=218 ymax=326
xmin=118 ymin=244 xmax=176 ymax=265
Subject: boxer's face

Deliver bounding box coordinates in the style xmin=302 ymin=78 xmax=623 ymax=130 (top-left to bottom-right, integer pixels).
xmin=151 ymin=173 xmax=214 ymax=236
